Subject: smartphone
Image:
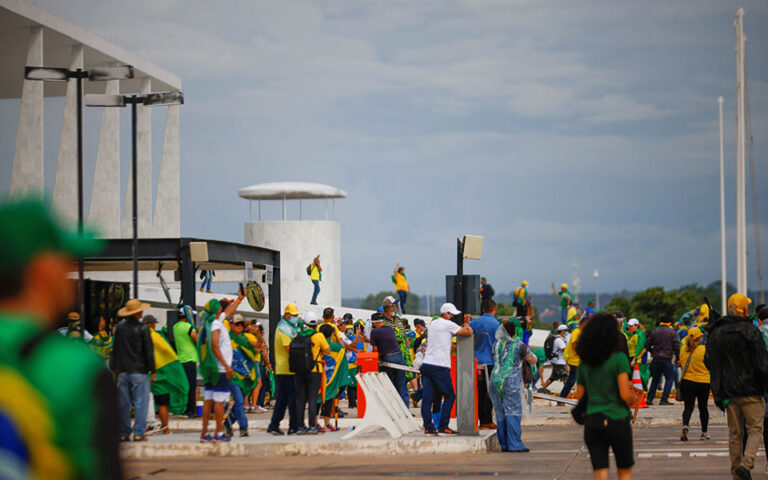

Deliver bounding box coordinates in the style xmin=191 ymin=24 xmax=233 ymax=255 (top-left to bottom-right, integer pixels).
xmin=239 ymin=282 xmax=245 ymax=297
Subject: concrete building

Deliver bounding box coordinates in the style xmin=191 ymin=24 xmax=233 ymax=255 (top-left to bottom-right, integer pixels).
xmin=239 ymin=182 xmax=346 ymax=306
xmin=1 ymin=0 xmax=181 ymax=238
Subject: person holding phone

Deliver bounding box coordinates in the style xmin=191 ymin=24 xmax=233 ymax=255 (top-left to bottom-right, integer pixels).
xmin=309 ymin=255 xmax=322 ymax=305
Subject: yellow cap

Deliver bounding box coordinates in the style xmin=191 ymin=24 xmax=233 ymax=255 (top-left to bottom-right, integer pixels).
xmin=687 ymin=326 xmax=703 ymax=339
xmin=728 ymin=293 xmax=751 ymax=316
xmin=561 ymin=283 xmax=568 ymax=290
xmin=521 ymin=280 xmax=528 ymax=286
xmin=284 ymin=303 xmax=299 ymax=316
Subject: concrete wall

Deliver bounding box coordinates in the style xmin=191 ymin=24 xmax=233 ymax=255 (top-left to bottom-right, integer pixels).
xmin=245 ymin=220 xmax=341 ymax=306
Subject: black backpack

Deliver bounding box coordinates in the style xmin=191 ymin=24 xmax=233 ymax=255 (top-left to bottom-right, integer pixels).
xmin=544 ymin=334 xmax=557 ymax=360
xmin=289 ymin=332 xmax=317 ymax=374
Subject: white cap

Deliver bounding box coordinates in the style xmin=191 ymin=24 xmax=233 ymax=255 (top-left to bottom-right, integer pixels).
xmin=440 ymin=303 xmax=461 ymax=316
xmin=302 ymin=311 xmax=319 ymax=326
xmin=627 ymin=318 xmax=640 ymax=327
xmin=557 ymin=324 xmax=569 ymax=331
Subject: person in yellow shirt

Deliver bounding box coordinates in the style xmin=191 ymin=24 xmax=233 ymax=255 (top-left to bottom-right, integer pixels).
xmin=678 ymin=327 xmax=710 ymax=441
xmin=309 ymin=255 xmax=322 ymax=305
xmin=267 ymin=304 xmax=301 ymax=435
xmin=696 ymin=298 xmax=711 ymax=326
xmin=392 ymin=263 xmax=411 ymax=314
xmin=293 ymin=312 xmax=331 ymax=434
xmin=560 ymin=316 xmax=587 ymax=402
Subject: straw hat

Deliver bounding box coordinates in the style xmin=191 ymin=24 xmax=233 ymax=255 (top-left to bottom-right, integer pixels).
xmin=118 ymin=298 xmax=151 ymax=317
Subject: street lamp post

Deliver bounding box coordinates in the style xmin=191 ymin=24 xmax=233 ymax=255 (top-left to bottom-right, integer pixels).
xmin=24 ymin=65 xmax=134 ymax=335
xmin=85 ymin=91 xmax=184 ymax=297
xmin=594 ymin=269 xmax=600 ymax=311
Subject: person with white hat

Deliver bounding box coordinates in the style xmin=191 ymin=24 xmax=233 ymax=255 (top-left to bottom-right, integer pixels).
xmin=420 ymin=303 xmax=473 ymax=436
xmin=293 ymin=311 xmax=331 ymax=434
xmin=538 ymin=324 xmax=569 ymax=393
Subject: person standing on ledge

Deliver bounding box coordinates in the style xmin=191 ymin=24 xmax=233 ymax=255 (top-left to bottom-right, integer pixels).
xmin=392 ymin=263 xmax=410 ymax=314
xmin=480 ymin=277 xmax=495 ymax=303
xmin=309 ymin=255 xmax=322 ymax=305
xmin=552 ymin=283 xmax=574 ymax=325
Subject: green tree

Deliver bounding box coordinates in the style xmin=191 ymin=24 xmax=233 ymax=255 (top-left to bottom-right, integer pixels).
xmin=603 ymin=296 xmax=631 ymax=316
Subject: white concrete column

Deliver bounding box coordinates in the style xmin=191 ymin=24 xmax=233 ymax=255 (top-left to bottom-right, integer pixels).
xmin=10 ymin=26 xmax=44 ymax=199
xmin=88 ymin=79 xmax=121 ymax=237
xmin=122 ymin=78 xmax=152 ymax=237
xmin=152 ymin=104 xmax=180 ymax=237
xmin=51 ymin=45 xmax=83 ymax=223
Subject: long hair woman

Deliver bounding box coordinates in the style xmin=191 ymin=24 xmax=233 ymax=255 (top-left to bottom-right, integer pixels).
xmin=575 ymin=313 xmax=638 ymax=480
xmin=490 ymin=321 xmax=537 ymax=452
xmin=678 ymin=327 xmax=710 ymax=441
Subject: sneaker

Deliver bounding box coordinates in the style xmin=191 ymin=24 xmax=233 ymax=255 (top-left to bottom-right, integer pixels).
xmin=307 ymin=426 xmax=321 ymax=435
xmin=325 ymin=425 xmax=339 ymax=432
xmin=424 ymin=428 xmax=437 ymax=436
xmin=296 ymin=427 xmax=309 ymax=435
xmin=734 ymin=465 xmax=752 ymax=480
xmin=438 ymin=428 xmax=458 ymax=436
xmin=133 ymin=436 xmax=148 ymax=442
xmin=212 ymin=434 xmax=231 ymax=443
xmin=240 ymin=428 xmax=249 ymax=437
xmin=200 ymin=433 xmax=213 ymax=443
xmin=659 ymin=400 xmax=673 ymax=406
xmin=266 ymin=427 xmax=284 ymax=436
xmin=680 ymin=426 xmax=688 ymax=441
xmin=119 ymin=435 xmax=131 ymax=442
xmin=700 ymin=432 xmax=710 ymax=440
xmin=223 ymin=418 xmax=233 ymax=437
xmin=316 ymin=425 xmax=328 ymax=433
xmin=536 ymin=388 xmax=550 ymax=394
xmin=255 ymin=406 xmax=268 ymax=413
xmin=287 ymin=428 xmax=299 ymax=435
xmin=646 ymin=399 xmax=653 ymax=406
xmin=509 ymin=448 xmax=530 ymax=453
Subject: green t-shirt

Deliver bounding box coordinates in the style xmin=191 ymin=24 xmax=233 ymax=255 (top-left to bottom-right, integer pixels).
xmin=559 ymin=290 xmax=573 ymax=309
xmin=533 ymin=348 xmax=546 ymax=366
xmin=577 ymin=351 xmax=631 ymax=420
xmin=173 ymin=320 xmax=199 ymax=363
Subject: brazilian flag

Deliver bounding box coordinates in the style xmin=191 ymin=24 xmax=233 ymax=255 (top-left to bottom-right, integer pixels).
xmin=230 ymin=332 xmax=258 ymax=395
xmin=320 ymin=342 xmax=353 ymax=403
xmin=149 ymin=330 xmax=189 ymax=414
xmin=197 ymin=302 xmax=221 ymax=386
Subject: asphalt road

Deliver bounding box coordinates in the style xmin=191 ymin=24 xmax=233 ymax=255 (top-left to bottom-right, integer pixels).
xmin=124 ymin=424 xmax=764 ymax=480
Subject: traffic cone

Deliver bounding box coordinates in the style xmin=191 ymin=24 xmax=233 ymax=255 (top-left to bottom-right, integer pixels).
xmin=630 ymin=364 xmax=648 ymax=409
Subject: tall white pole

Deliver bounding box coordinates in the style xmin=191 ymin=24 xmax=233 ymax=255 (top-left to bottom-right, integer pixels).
xmin=719 ymin=96 xmax=727 ymax=313
xmin=735 ymin=8 xmax=748 ymax=294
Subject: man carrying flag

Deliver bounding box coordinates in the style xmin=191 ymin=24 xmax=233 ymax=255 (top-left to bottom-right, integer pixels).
xmin=145 ymin=315 xmax=189 ymax=435
xmin=318 ymin=324 xmax=354 ymax=431
xmin=227 ymin=314 xmax=258 ymax=437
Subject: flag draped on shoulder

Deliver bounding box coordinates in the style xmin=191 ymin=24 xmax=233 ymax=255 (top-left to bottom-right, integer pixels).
xmin=149 ymin=329 xmax=189 ymax=414
xmin=230 ymin=331 xmax=258 ymax=395
xmin=320 ymin=341 xmax=353 ymax=403
xmin=197 ymin=299 xmax=221 ymax=386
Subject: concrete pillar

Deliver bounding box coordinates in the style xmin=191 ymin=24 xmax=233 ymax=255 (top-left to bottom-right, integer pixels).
xmin=50 ymin=45 xmax=83 ymax=223
xmin=456 ymin=335 xmax=478 ymax=436
xmin=122 ymin=78 xmax=152 ymax=237
xmin=10 ymin=26 xmax=44 ymax=199
xmin=152 ymin=104 xmax=180 ymax=237
xmin=88 ymin=79 xmax=121 ymax=237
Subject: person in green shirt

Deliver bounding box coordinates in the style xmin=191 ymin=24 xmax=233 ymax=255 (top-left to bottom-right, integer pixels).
xmin=174 ymin=305 xmax=199 ymax=417
xmin=551 ymin=282 xmax=574 ymax=325
xmin=625 ymin=318 xmax=649 ymax=389
xmin=576 ymin=313 xmax=639 ymax=480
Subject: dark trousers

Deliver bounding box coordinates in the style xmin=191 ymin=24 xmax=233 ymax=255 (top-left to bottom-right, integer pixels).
xmin=397 ymin=290 xmax=408 ymax=314
xmin=420 ymin=363 xmax=455 ymax=431
xmin=268 ymin=374 xmax=298 ymax=431
xmin=681 ymin=379 xmax=710 ymax=431
xmin=347 ymin=384 xmax=358 ymax=408
xmin=256 ymin=366 xmax=268 ymax=407
xmin=295 ymin=372 xmax=322 ymax=428
xmin=647 ymin=359 xmax=675 ymax=402
xmin=311 ymin=280 xmax=320 ymax=304
xmin=182 ymin=361 xmax=197 ymax=416
xmin=477 ymin=365 xmax=494 ymax=425
xmin=560 ymin=365 xmax=578 ymax=399
xmin=381 ymin=352 xmax=409 ymax=407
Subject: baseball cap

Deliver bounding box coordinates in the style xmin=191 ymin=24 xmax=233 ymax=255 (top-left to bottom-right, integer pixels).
xmin=302 ymin=311 xmax=319 ymax=326
xmin=0 ymin=200 xmax=104 ymax=274
xmin=627 ymin=318 xmax=640 ymax=327
xmin=143 ymin=315 xmax=158 ymax=325
xmin=521 ymin=280 xmax=528 ymax=286
xmin=561 ymin=283 xmax=568 ymax=290
xmin=413 ymin=318 xmax=426 ymax=327
xmin=371 ymin=312 xmax=385 ymax=323
xmin=557 ymin=324 xmax=568 ymax=331
xmin=231 ymin=314 xmax=246 ymax=324
xmin=284 ymin=304 xmax=299 ymax=316
xmin=728 ymin=293 xmax=752 ymax=316
xmin=382 ymin=296 xmax=399 ymax=308
xmin=440 ymin=303 xmax=461 ymax=316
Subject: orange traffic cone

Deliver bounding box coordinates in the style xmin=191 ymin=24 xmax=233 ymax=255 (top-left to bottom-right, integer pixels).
xmin=629 ymin=364 xmax=649 ymax=409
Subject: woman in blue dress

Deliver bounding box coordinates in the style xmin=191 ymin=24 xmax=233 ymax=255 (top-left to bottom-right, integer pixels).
xmin=490 ymin=321 xmax=537 ymax=452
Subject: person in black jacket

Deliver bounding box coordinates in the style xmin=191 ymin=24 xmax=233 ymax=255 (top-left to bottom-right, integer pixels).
xmin=645 ymin=319 xmax=680 ymax=406
xmin=112 ymin=299 xmax=156 ymax=442
xmin=705 ymin=293 xmax=768 ymax=480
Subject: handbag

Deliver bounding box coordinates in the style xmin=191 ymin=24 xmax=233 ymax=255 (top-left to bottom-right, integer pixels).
xmin=571 ymin=393 xmax=588 ymax=425
xmin=675 ymin=347 xmax=695 ymax=402
xmin=522 ymin=363 xmax=533 ymax=385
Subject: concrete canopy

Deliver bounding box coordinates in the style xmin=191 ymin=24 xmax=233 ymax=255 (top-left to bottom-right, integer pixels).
xmin=238 ymin=182 xmax=348 ymax=200
xmin=0 ymin=0 xmax=181 ymax=98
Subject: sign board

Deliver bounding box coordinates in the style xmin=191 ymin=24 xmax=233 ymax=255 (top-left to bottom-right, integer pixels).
xmin=244 ymin=261 xmax=254 ymax=282
xmin=265 ymin=265 xmax=274 ymax=285
xmin=462 ymin=235 xmax=483 ymax=260
xmin=246 ymin=281 xmax=265 ymax=312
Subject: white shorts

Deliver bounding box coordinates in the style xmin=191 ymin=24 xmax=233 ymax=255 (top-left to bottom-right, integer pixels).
xmin=203 ymin=389 xmax=230 ymax=403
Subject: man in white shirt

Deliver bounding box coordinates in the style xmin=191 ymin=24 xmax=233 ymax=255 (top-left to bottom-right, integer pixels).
xmin=420 ymin=303 xmax=473 ymax=436
xmin=539 ymin=324 xmax=569 ymax=393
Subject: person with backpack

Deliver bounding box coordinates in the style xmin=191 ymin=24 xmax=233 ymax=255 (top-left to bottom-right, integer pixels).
xmin=308 ymin=255 xmax=322 ymax=305
xmin=513 ymin=281 xmax=531 ymax=318
xmin=267 ymin=304 xmax=302 ymax=435
xmin=292 ymin=311 xmax=330 ymax=434
xmin=537 ymin=324 xmax=568 ymax=394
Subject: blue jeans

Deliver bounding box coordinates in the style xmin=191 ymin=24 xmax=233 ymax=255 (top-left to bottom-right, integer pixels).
xmin=228 ymin=383 xmax=248 ymax=428
xmin=397 ymin=290 xmax=408 ymax=314
xmin=560 ymin=365 xmax=578 ymax=399
xmin=117 ymin=372 xmax=151 ymax=438
xmin=268 ymin=374 xmax=298 ymax=431
xmin=311 ymin=280 xmax=320 ymax=304
xmin=381 ymin=352 xmax=409 ymax=407
xmin=420 ymin=363 xmax=455 ymax=431
xmin=497 ymin=414 xmax=526 ymax=451
xmin=201 ymin=271 xmax=212 ymax=291
xmin=647 ymin=359 xmax=675 ymax=403
xmin=561 ymin=308 xmax=567 ymax=324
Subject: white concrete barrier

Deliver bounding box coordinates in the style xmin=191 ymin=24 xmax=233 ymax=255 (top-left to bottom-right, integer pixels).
xmin=342 ymin=372 xmax=420 ymax=440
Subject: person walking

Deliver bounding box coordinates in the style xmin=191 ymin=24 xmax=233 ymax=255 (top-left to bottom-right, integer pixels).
xmin=644 ymin=319 xmax=679 ymax=406
xmin=575 ymin=313 xmax=638 ymax=480
xmin=293 ymin=312 xmax=330 ymax=434
xmin=490 ymin=321 xmax=537 ymax=452
xmin=174 ymin=305 xmax=199 ymax=418
xmin=392 ymin=263 xmax=411 ymax=314
xmin=705 ymin=293 xmax=768 ymax=480
xmin=469 ymin=299 xmax=501 ymax=429
xmin=538 ymin=324 xmax=569 ymax=393
xmin=552 ymin=283 xmax=574 ymax=325
xmin=420 ymin=303 xmax=473 ymax=435
xmin=678 ymin=327 xmax=710 ymax=442
xmin=370 ymin=312 xmax=409 ymax=406
xmin=113 ymin=298 xmax=156 ymax=442
xmin=561 ymin=316 xmax=587 ymax=401
xmin=309 ymin=255 xmax=322 ymax=305
xmin=626 ymin=319 xmax=648 ymax=389
xmin=267 ymin=304 xmax=302 ymax=435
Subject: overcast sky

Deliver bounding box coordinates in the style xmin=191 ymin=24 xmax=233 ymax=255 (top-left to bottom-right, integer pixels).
xmin=1 ymin=1 xmax=767 ymax=298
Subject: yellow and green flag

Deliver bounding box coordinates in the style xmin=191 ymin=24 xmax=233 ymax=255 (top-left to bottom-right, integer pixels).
xmin=230 ymin=331 xmax=258 ymax=395
xmin=149 ymin=329 xmax=189 ymax=414
xmin=320 ymin=342 xmax=353 ymax=403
